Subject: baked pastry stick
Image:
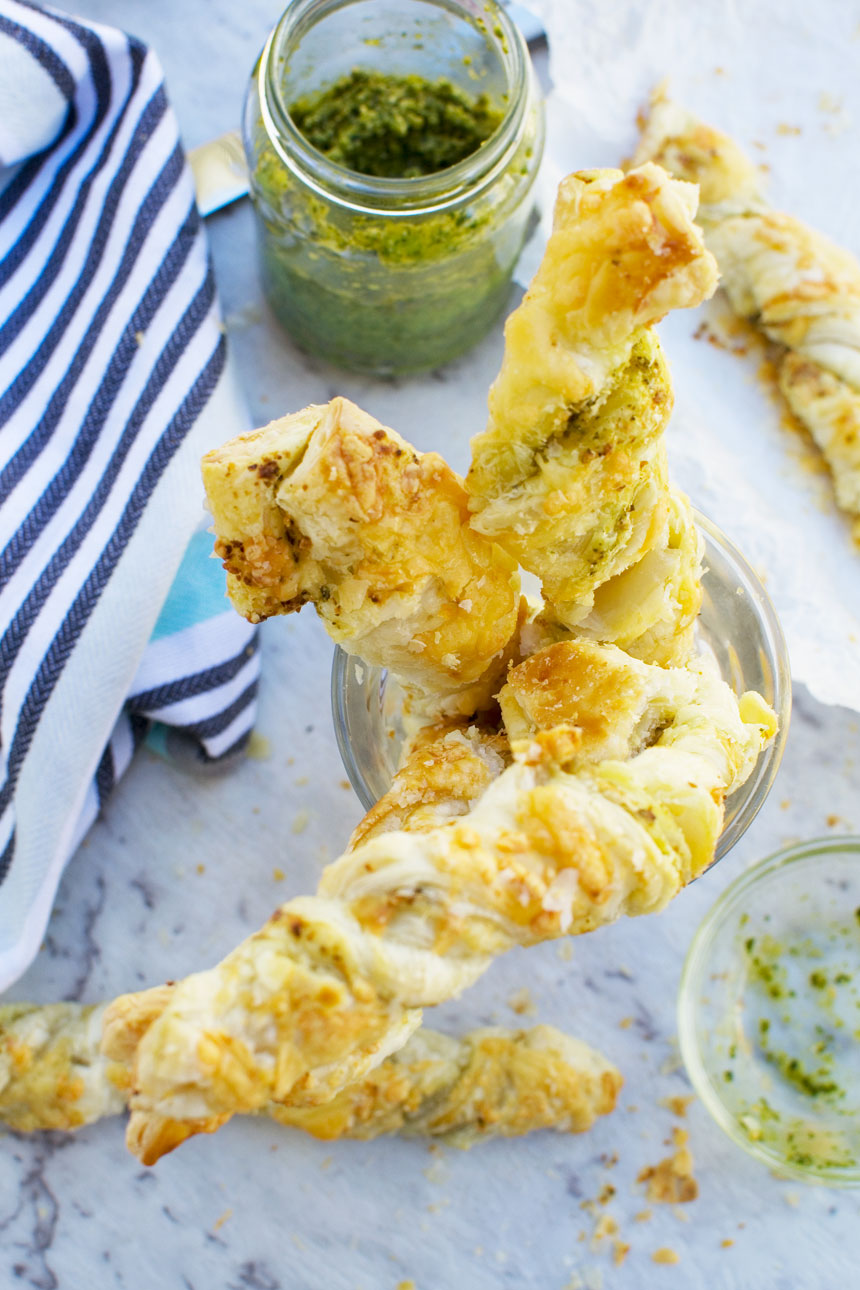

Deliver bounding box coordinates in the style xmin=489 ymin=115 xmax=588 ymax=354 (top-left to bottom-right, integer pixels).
xmin=633 ymin=94 xmax=860 ymax=537
xmin=0 ymin=1001 xmax=619 ymax=1145
xmin=104 ymin=722 xmax=515 ymax=1132
xmin=202 ymin=396 xmax=521 ymax=718
xmin=466 ymin=164 xmax=719 ymax=665
xmin=105 ymin=641 xmax=775 ymax=1165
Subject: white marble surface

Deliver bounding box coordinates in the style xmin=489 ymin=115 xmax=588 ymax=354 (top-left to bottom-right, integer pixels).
xmin=3 ymin=2 xmax=860 ymax=1287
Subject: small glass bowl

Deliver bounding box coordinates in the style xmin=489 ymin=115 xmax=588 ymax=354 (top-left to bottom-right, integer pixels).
xmin=679 ymin=838 xmax=860 ymax=1186
xmin=331 ymin=510 xmax=791 ymax=861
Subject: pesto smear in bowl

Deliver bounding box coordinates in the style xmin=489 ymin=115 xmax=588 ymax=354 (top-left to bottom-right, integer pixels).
xmin=679 ymin=838 xmax=860 ymax=1185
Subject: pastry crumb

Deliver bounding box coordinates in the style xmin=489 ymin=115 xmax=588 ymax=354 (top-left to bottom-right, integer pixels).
xmin=775 ymin=122 xmax=802 ymax=136
xmin=637 ymin=1128 xmax=698 ymax=1204
xmin=272 ymin=867 xmax=285 ymax=882
xmin=826 ymin=814 xmax=842 ymax=828
xmin=292 ymin=809 xmax=310 ymax=834
xmin=591 ymin=1212 xmax=618 ymax=1249
xmin=212 ymin=1208 xmax=232 ymax=1233
xmin=196 ymin=863 xmax=206 ymax=875
xmin=660 ymin=1095 xmax=694 ymax=1117
xmin=507 ymin=986 xmax=537 ymax=1017
xmin=652 ymin=1247 xmax=680 ymax=1265
xmin=612 ymin=1240 xmax=630 ymax=1266
xmin=721 ymin=1239 xmax=734 ymax=1249
xmin=619 ymin=1016 xmax=633 ymax=1030
xmin=635 ymin=1209 xmax=653 ymax=1223
xmin=246 ymin=731 xmax=271 ymax=760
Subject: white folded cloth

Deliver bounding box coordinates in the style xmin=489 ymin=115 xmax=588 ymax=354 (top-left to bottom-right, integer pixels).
xmin=0 ymin=0 xmax=258 ymax=987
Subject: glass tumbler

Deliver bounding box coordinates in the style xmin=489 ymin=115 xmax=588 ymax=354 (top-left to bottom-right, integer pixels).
xmin=331 ymin=511 xmax=791 ymax=865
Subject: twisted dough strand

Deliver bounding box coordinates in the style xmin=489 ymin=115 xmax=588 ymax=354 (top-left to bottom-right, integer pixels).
xmin=112 ymin=641 xmax=774 ymax=1164
xmin=466 ymin=164 xmax=719 ymax=664
xmin=0 ymin=1001 xmax=619 ymax=1146
xmin=633 ymin=93 xmax=860 ymax=537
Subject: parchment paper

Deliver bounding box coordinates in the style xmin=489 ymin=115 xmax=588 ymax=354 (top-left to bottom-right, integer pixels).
xmin=518 ymin=0 xmax=860 ymax=712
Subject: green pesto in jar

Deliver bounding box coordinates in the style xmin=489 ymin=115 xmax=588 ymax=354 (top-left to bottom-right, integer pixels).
xmin=247 ymin=57 xmax=542 ymax=374
xmin=289 ymin=69 xmax=504 ymax=178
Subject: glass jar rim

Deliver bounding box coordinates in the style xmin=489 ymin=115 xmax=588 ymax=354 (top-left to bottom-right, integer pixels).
xmin=258 ymin=0 xmax=532 ymax=216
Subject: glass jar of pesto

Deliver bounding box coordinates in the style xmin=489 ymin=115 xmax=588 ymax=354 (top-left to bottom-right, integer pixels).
xmin=242 ymin=0 xmax=544 ymax=375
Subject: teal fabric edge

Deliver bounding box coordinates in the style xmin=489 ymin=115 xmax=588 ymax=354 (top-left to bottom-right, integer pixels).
xmin=149 ymin=527 xmax=228 ymax=641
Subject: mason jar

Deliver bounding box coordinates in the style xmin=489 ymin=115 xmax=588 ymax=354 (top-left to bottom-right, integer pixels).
xmin=242 ymin=0 xmax=544 ymax=376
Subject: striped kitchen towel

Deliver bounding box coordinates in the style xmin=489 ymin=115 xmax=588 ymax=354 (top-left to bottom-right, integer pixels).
xmin=0 ymin=0 xmax=259 ymax=987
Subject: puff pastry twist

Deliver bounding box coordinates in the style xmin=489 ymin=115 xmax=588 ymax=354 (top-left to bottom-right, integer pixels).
xmin=634 ymin=93 xmax=860 ymax=537
xmin=0 ymin=1000 xmax=619 ymax=1146
xmin=202 ymin=397 xmax=521 ymax=718
xmin=466 ymin=164 xmax=719 ymax=664
xmin=106 ymin=640 xmax=774 ymax=1164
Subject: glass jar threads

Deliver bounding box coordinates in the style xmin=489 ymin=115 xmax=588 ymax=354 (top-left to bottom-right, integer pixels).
xmin=242 ymin=0 xmax=544 ymax=376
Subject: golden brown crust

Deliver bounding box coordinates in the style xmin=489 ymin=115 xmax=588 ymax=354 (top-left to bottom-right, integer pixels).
xmin=203 ymin=397 xmax=520 ymax=717
xmin=499 ymin=639 xmax=651 ymax=761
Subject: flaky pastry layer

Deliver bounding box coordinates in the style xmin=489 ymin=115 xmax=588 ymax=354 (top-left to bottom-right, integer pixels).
xmin=202 ymin=396 xmax=521 ymax=716
xmin=633 ymin=92 xmax=860 ymax=537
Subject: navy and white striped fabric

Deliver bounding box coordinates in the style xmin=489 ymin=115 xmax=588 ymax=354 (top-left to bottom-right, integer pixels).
xmin=0 ymin=0 xmax=259 ymax=987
